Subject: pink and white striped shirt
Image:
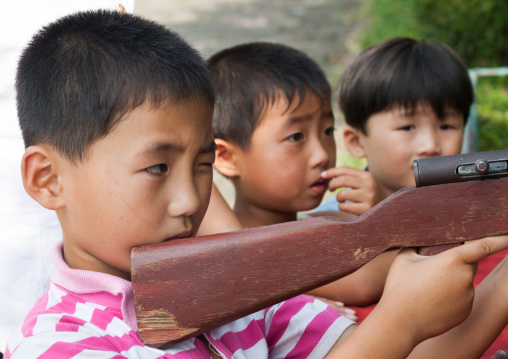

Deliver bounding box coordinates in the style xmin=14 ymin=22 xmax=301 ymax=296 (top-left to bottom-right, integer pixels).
xmin=5 ymin=242 xmax=353 ymax=358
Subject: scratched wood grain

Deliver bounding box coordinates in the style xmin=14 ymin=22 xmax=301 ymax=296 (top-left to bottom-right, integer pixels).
xmin=131 ymin=177 xmax=508 ymax=348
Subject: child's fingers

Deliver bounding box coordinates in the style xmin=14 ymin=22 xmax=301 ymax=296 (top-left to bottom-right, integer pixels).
xmin=338 ymin=200 xmax=369 ymax=216
xmin=336 ymin=186 xmax=379 ymax=214
xmin=454 ymin=236 xmax=508 ymax=264
xmin=398 ymin=236 xmax=508 ymax=264
xmin=322 ymin=167 xmax=366 ymax=187
xmin=328 ymin=176 xmax=359 ymax=192
xmin=328 ymin=171 xmax=373 ymax=192
xmin=321 ymin=166 xmax=359 ymax=179
xmin=336 ymin=188 xmax=362 ymax=203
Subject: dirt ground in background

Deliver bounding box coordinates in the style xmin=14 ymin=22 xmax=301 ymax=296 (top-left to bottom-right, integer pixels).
xmin=134 ymin=0 xmax=366 ymax=205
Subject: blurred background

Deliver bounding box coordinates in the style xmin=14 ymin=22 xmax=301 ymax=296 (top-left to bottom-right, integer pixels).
xmin=134 ymin=0 xmax=508 ymax=204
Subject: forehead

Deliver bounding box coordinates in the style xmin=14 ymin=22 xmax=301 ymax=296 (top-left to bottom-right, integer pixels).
xmin=257 ymin=91 xmax=332 ymax=129
xmin=94 ymin=100 xmax=214 ymax=155
xmin=370 ymin=102 xmax=460 ymax=122
xmin=386 ymin=102 xmax=463 ymax=119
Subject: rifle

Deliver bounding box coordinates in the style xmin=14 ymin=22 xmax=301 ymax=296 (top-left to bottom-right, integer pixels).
xmin=131 ymin=149 xmax=508 ymax=349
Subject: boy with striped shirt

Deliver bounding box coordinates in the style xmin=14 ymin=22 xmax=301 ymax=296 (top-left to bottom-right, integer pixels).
xmin=7 ymin=10 xmax=508 ymax=359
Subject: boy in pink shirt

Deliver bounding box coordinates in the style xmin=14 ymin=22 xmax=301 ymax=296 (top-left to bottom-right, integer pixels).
xmin=7 ymin=10 xmax=508 ymax=359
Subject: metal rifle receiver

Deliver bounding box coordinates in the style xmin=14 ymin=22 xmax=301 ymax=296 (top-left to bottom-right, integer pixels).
xmin=413 ymin=149 xmax=508 ymax=187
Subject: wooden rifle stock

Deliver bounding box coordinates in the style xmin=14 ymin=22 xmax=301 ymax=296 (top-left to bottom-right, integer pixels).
xmin=131 ymin=176 xmax=508 ymax=348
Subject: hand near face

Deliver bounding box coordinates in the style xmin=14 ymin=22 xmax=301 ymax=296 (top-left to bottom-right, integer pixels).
xmin=321 ymin=166 xmax=384 ymax=216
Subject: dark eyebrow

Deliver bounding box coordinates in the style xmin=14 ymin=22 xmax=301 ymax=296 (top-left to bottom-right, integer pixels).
xmin=285 ymin=114 xmax=312 ymax=128
xmin=138 ymin=139 xmax=216 ymax=159
xmin=200 ymin=140 xmax=217 ymax=154
xmin=138 ymin=142 xmax=183 ymax=159
xmin=322 ymin=110 xmax=334 ymax=120
xmin=285 ymin=110 xmax=334 ymax=128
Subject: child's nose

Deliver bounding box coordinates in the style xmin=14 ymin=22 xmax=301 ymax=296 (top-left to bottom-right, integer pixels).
xmin=167 ymin=176 xmax=200 ymax=217
xmin=417 ymin=129 xmax=442 ymax=157
xmin=310 ymin=140 xmax=331 ymax=169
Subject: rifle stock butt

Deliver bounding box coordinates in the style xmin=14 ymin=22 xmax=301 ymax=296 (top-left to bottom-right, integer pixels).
xmin=132 ymin=177 xmax=508 ymax=348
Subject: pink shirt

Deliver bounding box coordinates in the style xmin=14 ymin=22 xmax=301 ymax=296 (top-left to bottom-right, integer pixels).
xmin=6 ymin=243 xmax=353 ymax=358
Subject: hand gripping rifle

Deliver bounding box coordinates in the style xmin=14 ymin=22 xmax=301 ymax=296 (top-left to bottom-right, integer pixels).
xmin=131 ymin=149 xmax=508 ymax=349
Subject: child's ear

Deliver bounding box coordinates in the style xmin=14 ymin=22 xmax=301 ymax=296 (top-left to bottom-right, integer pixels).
xmin=343 ymin=126 xmax=366 ymax=159
xmin=214 ymin=139 xmax=241 ymax=178
xmin=21 ymin=146 xmax=64 ymax=210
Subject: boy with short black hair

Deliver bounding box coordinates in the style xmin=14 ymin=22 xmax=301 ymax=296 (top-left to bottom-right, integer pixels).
xmin=210 ymin=42 xmax=337 ymax=229
xmin=210 ymin=42 xmax=394 ymax=307
xmin=314 ymin=39 xmax=508 ymax=356
xmin=310 ymin=37 xmax=474 ymax=305
xmin=316 ymin=37 xmax=472 ymax=215
xmin=7 ymin=13 xmax=508 ymax=359
xmin=7 ymin=11 xmax=353 ymax=358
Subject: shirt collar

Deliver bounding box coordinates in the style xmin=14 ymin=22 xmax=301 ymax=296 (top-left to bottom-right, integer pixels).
xmin=50 ymin=242 xmax=138 ymax=331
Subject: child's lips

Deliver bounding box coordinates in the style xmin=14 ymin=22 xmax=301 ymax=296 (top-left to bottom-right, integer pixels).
xmin=310 ymin=178 xmax=328 ymax=195
xmin=163 ymin=229 xmax=195 ymax=242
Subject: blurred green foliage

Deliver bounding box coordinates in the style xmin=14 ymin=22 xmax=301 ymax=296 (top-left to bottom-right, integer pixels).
xmin=360 ymin=0 xmax=508 ymax=67
xmin=477 ymin=76 xmax=508 ymax=151
xmin=338 ymin=152 xmax=367 ymax=169
xmin=359 ymin=0 xmax=508 ymax=151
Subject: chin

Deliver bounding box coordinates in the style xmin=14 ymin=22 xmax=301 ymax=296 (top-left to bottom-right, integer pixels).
xmin=298 ymin=199 xmax=323 ymax=212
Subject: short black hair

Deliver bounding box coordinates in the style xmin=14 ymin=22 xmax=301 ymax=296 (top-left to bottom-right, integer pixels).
xmin=17 ymin=10 xmax=214 ymax=162
xmin=208 ymin=42 xmax=331 ymax=149
xmin=338 ymin=37 xmax=473 ymax=134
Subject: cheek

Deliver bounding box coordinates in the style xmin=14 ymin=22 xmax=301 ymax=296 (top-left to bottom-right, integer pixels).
xmin=266 ymin=160 xmax=307 ymax=198
xmin=195 ymin=171 xmax=214 ymax=220
xmin=367 ymin=142 xmax=398 ymax=168
xmin=328 ymin=150 xmax=337 ymax=169
xmin=368 ymin=148 xmax=409 ymax=181
xmin=245 ymin=146 xmax=286 ymax=177
xmin=243 ymin=159 xmax=296 ymax=198
xmin=267 ymin=146 xmax=307 ymax=179
xmin=441 ymin=135 xmax=463 ymax=156
xmin=242 ymin=144 xmax=307 ymax=194
xmin=67 ymin=173 xmax=109 ymax=219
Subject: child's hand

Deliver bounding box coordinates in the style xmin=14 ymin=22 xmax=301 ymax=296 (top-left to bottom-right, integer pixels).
xmin=477 ymin=235 xmax=508 ymax=299
xmin=321 ymin=166 xmax=383 ymax=216
xmin=327 ymin=237 xmax=508 ymax=359
xmin=381 ymin=236 xmax=508 ymax=344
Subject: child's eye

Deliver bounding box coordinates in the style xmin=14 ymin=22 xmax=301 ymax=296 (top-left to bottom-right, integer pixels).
xmin=199 ymin=162 xmax=214 ymax=169
xmin=324 ymin=126 xmax=335 ymax=137
xmin=399 ymin=125 xmax=416 ymax=131
xmin=287 ymin=132 xmax=304 ymax=142
xmin=146 ymin=164 xmax=168 ymax=175
xmin=440 ymin=124 xmax=455 ymax=130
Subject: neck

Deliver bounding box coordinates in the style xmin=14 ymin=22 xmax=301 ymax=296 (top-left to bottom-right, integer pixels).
xmin=60 ymin=231 xmax=132 ymax=281
xmin=233 ymin=193 xmax=297 ymax=229
xmin=377 ymin=182 xmax=399 ymax=202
